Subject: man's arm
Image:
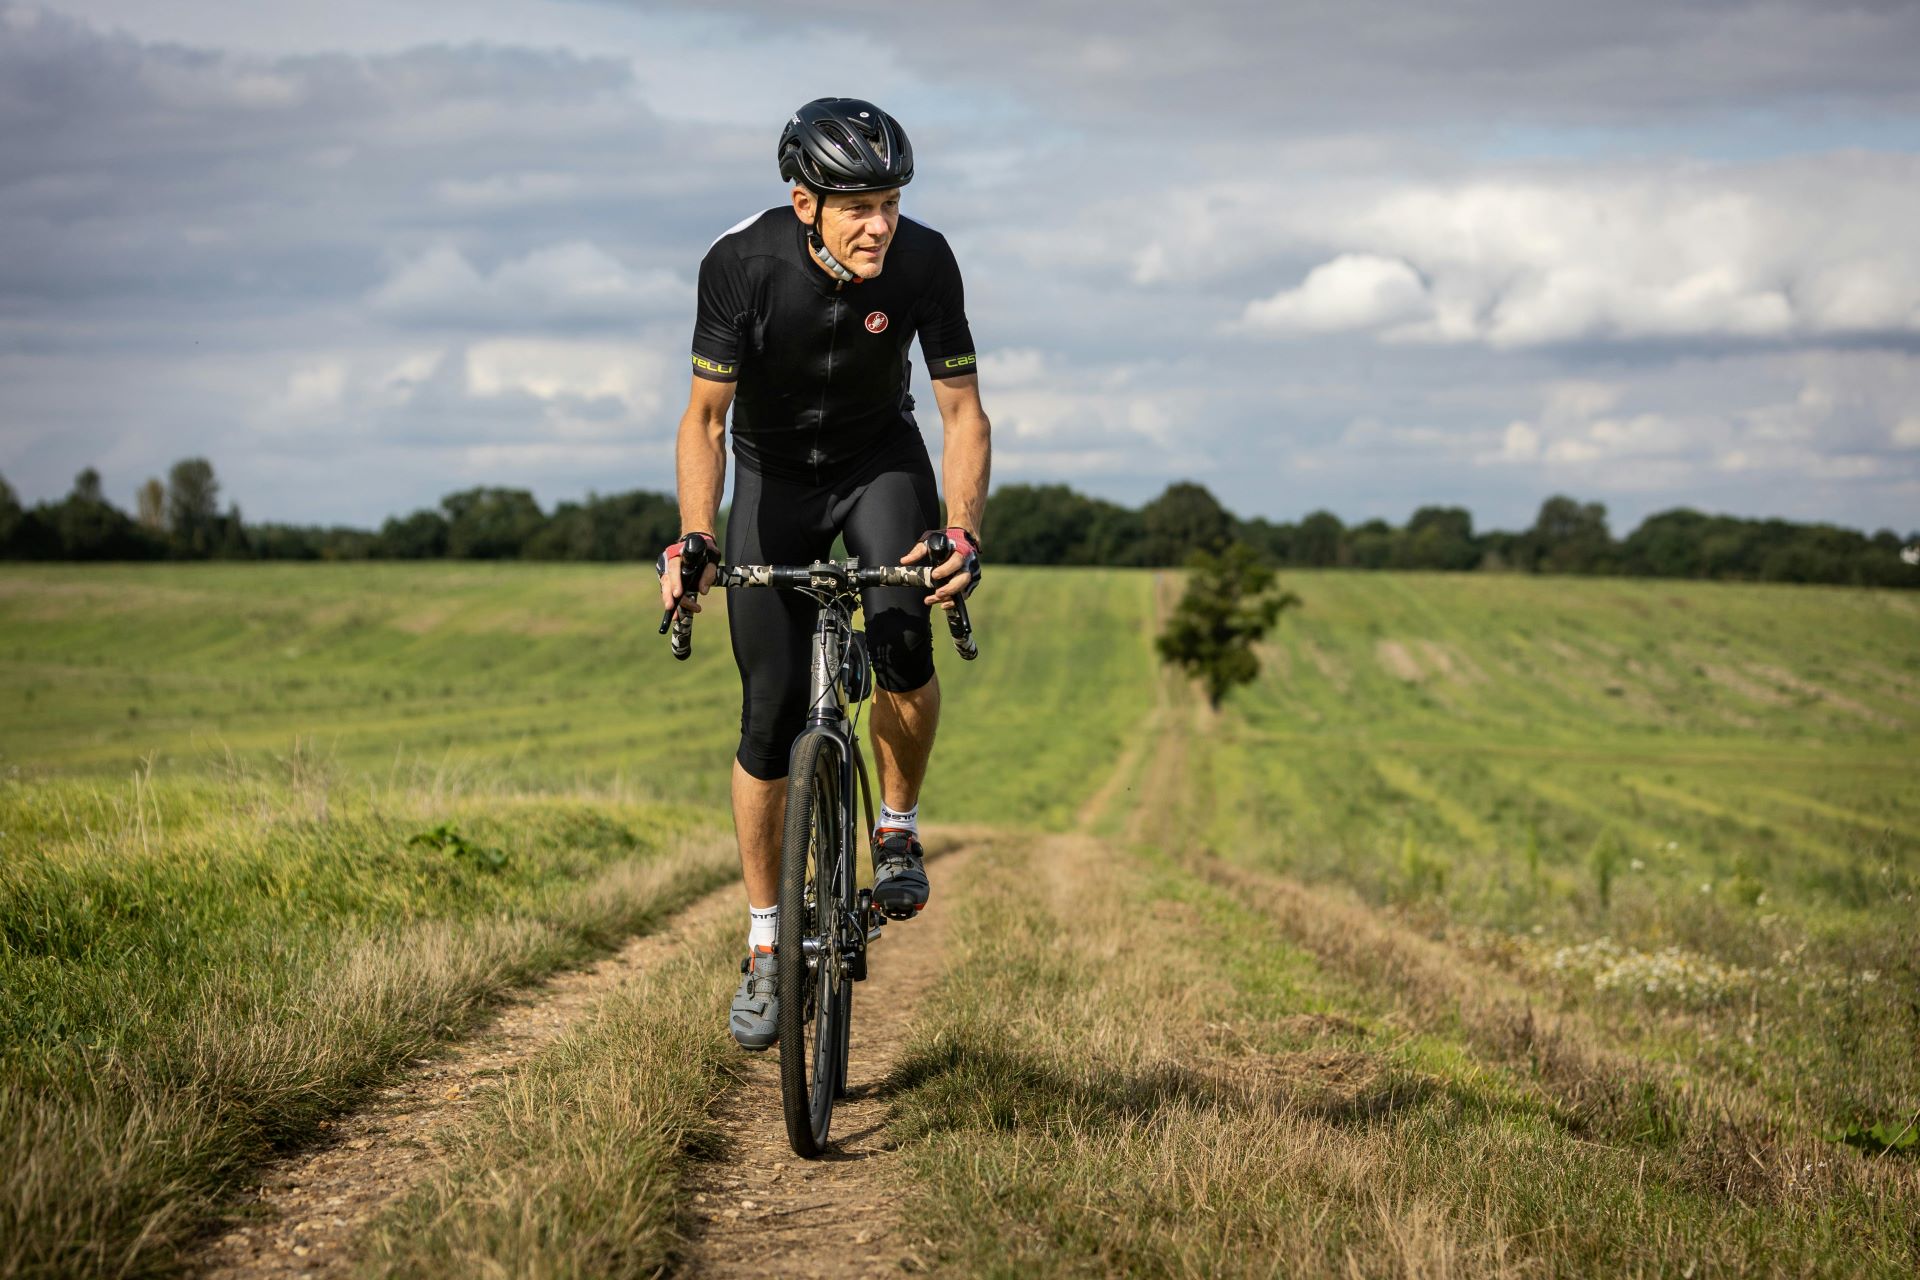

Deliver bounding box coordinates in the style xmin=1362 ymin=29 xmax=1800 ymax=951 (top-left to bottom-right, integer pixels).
xmin=661 ymin=376 xmax=734 ymax=614
xmin=916 ymin=372 xmax=991 ymax=605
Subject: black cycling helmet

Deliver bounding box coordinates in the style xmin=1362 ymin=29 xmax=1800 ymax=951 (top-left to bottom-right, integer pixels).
xmin=778 ymin=98 xmax=914 ymax=194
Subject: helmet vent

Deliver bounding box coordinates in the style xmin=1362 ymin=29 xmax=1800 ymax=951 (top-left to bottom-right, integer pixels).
xmin=816 ymin=120 xmax=857 ymax=158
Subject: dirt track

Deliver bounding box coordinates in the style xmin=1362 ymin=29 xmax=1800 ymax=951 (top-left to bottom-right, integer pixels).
xmin=196 ymin=884 xmax=741 ymax=1279
xmin=677 ymin=841 xmax=975 ymax=1279
xmin=191 ymin=839 xmax=978 ymax=1280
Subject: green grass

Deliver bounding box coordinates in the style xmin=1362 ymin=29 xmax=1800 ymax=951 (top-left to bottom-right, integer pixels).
xmin=0 ymin=562 xmax=1158 ymax=828
xmin=1180 ymin=572 xmax=1918 ymax=1141
xmin=2 ymin=562 xmax=1915 ymax=1276
xmin=0 ymin=562 xmax=1157 ymax=1277
xmin=890 ymin=836 xmax=1919 ymax=1277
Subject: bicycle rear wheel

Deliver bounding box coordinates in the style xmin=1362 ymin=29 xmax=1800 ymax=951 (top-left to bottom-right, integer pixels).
xmin=777 ymin=732 xmax=850 ymax=1157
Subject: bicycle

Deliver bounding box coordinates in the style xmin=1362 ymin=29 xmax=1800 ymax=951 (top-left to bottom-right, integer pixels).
xmin=658 ymin=532 xmax=978 ymax=1157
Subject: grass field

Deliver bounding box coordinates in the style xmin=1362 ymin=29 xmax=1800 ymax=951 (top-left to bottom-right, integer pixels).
xmin=2 ymin=563 xmax=1915 ymax=1276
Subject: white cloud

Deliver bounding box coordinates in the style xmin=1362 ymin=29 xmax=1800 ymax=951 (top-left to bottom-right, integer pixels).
xmin=382 ymin=349 xmax=443 ymax=390
xmin=433 ymin=171 xmax=585 ymax=208
xmin=370 ymin=242 xmax=690 ymax=329
xmin=978 ymin=347 xmax=1049 ymax=388
xmin=1242 ymin=254 xmax=1431 ymax=335
xmin=1227 ymin=155 xmax=1920 ymax=348
xmin=1476 ymin=353 xmax=1916 ymax=489
xmin=1501 ymin=421 xmax=1540 ymax=461
xmin=276 ymin=360 xmax=346 ymax=415
xmin=464 ymin=339 xmax=666 ymax=417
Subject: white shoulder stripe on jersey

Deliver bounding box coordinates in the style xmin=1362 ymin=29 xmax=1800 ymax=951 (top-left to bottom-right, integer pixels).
xmin=706 ymin=208 xmax=781 ymax=252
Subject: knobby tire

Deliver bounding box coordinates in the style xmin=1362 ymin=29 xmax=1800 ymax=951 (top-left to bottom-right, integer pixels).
xmin=777 ymin=732 xmax=849 ymax=1157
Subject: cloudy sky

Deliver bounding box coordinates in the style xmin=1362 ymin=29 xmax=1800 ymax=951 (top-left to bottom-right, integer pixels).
xmin=3 ymin=0 xmax=1918 ymax=534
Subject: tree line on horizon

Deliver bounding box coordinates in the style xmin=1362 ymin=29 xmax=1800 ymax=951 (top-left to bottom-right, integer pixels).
xmin=2 ymin=461 xmax=1914 ymax=588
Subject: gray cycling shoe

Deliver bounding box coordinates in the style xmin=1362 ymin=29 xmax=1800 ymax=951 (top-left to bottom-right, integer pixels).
xmin=729 ymin=946 xmax=778 ymax=1050
xmin=872 ymin=829 xmax=930 ymax=920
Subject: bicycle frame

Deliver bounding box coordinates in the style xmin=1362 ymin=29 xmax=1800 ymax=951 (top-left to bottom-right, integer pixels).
xmin=658 ymin=544 xmax=977 ymax=1151
xmin=791 ymin=583 xmax=877 ymax=995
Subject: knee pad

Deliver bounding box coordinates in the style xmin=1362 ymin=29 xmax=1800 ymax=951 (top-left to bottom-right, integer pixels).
xmin=736 ymin=685 xmax=808 ymax=780
xmin=865 ymin=604 xmax=934 ymax=692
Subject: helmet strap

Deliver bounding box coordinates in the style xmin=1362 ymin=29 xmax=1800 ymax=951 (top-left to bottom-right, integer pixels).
xmin=807 ymin=191 xmax=857 ymax=284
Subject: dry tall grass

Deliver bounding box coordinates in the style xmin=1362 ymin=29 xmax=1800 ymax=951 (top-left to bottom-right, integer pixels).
xmin=0 ymin=784 xmax=731 ymax=1279
xmin=883 ymin=833 xmax=1920 ymax=1276
xmin=357 ymin=909 xmax=743 ymax=1278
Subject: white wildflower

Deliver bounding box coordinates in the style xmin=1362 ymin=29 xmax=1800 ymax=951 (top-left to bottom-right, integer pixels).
xmin=1544 ymin=935 xmax=1753 ymax=1007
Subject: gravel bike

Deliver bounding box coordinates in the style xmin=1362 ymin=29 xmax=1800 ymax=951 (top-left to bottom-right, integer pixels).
xmin=659 ymin=533 xmax=977 ymax=1156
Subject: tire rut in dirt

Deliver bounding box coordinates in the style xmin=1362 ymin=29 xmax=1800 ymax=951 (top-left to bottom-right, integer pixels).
xmin=192 ymin=881 xmax=741 ymax=1280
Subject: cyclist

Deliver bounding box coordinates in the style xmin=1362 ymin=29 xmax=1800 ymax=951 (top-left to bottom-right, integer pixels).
xmin=657 ymin=98 xmax=990 ymax=1050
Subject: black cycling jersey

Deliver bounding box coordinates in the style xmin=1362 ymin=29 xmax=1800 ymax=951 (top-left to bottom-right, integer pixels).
xmin=690 ymin=207 xmax=976 ymax=481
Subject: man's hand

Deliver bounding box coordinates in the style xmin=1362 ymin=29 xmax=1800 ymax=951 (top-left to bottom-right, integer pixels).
xmin=657 ymin=533 xmax=719 ymax=615
xmin=901 ymin=527 xmax=980 ymax=609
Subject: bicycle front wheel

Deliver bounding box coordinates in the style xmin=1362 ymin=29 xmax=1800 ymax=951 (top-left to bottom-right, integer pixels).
xmin=777 ymin=732 xmax=850 ymax=1158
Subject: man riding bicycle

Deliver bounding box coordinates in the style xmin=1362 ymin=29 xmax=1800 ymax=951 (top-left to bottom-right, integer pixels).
xmin=656 ymin=98 xmax=991 ymax=1051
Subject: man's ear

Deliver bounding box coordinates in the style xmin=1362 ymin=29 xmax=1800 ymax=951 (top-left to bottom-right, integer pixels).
xmin=790 ymin=185 xmax=814 ymax=224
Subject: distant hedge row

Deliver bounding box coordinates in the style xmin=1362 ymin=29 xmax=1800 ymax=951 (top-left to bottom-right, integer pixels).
xmin=986 ymin=482 xmax=1919 ymax=587
xmin=3 ymin=462 xmax=1914 ymax=588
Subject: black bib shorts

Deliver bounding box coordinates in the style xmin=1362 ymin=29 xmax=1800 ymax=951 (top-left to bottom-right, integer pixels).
xmin=726 ymin=433 xmax=940 ymax=780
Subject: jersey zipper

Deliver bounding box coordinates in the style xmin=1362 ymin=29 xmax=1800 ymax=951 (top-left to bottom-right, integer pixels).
xmin=813 ymin=282 xmax=843 ymax=480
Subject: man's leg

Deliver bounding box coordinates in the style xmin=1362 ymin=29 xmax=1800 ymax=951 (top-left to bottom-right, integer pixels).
xmin=870 ymin=672 xmax=940 ymax=812
xmin=726 ymin=758 xmax=785 ymax=1052
xmin=724 ymin=462 xmax=829 ymax=1048
xmin=732 ymin=759 xmax=786 ymax=909
xmin=839 ymin=442 xmax=943 ymax=918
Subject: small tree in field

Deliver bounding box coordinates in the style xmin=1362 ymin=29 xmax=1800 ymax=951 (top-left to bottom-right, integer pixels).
xmin=1156 ymin=543 xmax=1299 ymax=708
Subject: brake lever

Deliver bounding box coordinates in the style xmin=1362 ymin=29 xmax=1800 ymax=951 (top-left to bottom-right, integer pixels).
xmin=658 ymin=534 xmax=710 ymax=660
xmin=921 ymin=531 xmax=979 ymax=661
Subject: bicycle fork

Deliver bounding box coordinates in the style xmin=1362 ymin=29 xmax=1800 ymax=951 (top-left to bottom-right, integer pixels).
xmin=797 ymin=608 xmax=889 ymax=988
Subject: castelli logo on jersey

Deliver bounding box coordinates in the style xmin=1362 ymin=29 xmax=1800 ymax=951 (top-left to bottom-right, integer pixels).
xmin=864 ymin=311 xmax=889 ymax=334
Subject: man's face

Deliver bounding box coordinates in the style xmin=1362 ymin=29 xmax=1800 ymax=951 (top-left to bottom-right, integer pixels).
xmin=795 ymin=187 xmax=900 ymax=280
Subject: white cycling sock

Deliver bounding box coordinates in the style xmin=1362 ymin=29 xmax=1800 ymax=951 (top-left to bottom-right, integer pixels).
xmin=877 ymin=801 xmax=918 ymax=835
xmin=748 ymin=904 xmax=778 ymax=951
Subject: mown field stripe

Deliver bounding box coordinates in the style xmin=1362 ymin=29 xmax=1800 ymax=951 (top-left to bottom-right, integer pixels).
xmin=1369 ymin=753 xmax=1501 ymax=851
xmin=1227 ymin=726 xmax=1907 ymax=773
xmin=1732 ymin=783 xmax=1920 ymax=842
xmin=1621 ymin=774 xmax=1858 ymax=866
